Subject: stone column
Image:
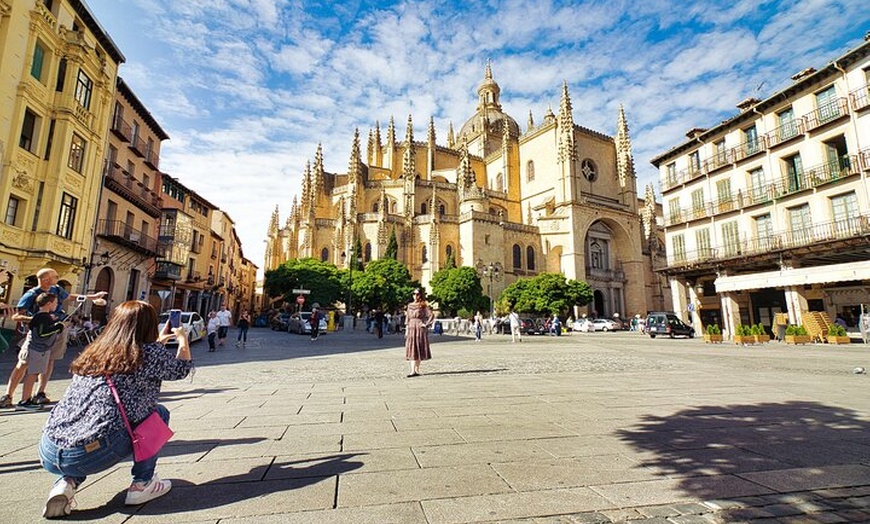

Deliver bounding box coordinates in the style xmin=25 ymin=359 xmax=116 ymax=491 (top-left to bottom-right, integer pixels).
xmin=669 ymin=278 xmax=688 ymax=321
xmin=784 ymin=286 xmax=808 ymax=326
xmin=720 ymin=292 xmax=740 ymax=341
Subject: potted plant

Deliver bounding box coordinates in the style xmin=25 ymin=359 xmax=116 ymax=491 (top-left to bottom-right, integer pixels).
xmin=785 ymin=325 xmax=811 ymax=344
xmin=826 ymin=324 xmax=850 ymax=344
xmin=753 ymin=323 xmax=769 ymax=344
xmin=733 ymin=324 xmax=754 ymax=345
xmin=704 ymin=324 xmax=723 ymax=343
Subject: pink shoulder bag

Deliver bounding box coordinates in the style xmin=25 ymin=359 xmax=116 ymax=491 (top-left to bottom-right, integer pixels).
xmin=106 ymin=375 xmax=174 ymax=462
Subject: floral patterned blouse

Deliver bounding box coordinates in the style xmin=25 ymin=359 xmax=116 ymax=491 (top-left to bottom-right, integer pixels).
xmin=43 ymin=343 xmax=192 ymax=448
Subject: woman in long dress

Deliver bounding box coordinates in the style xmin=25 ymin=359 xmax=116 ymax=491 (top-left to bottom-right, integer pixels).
xmin=405 ymin=289 xmax=433 ymax=377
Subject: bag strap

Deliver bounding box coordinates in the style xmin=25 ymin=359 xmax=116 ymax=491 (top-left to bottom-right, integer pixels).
xmin=105 ymin=375 xmax=135 ymax=439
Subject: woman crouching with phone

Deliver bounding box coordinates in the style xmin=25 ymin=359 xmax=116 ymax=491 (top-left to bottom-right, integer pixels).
xmin=38 ymin=300 xmax=192 ymax=519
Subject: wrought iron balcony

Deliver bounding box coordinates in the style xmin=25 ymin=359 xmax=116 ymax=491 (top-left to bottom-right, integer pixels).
xmin=110 ymin=114 xmax=131 ymax=141
xmin=143 ymin=147 xmax=159 ymax=170
xmin=129 ymin=134 xmax=147 ymax=157
xmin=850 ymin=84 xmax=870 ymax=112
xmin=103 ymin=164 xmax=162 ymax=217
xmin=803 ymin=98 xmax=849 ymax=131
xmin=662 ymin=212 xmax=870 ymax=269
xmin=765 ymin=119 xmax=804 ymax=149
xmin=96 ymin=219 xmax=159 ymax=256
xmin=154 ymin=261 xmax=182 ymax=281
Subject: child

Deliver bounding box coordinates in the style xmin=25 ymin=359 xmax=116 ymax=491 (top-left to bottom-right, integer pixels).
xmin=206 ymin=311 xmax=219 ymax=352
xmin=3 ymin=293 xmax=65 ymax=411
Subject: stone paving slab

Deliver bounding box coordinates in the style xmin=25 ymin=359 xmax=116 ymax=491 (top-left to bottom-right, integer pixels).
xmin=2 ymin=329 xmax=870 ymax=523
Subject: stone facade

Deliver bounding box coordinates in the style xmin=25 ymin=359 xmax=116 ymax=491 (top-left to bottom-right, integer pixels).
xmin=266 ymin=66 xmax=669 ymax=318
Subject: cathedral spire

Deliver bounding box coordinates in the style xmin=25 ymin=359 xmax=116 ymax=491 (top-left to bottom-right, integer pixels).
xmin=427 ymin=116 xmax=436 ymax=148
xmin=348 ymin=128 xmax=362 ymax=186
xmin=527 ymin=110 xmax=534 ymax=132
xmin=447 ymin=121 xmax=455 ymax=149
xmin=403 ymin=114 xmax=416 ymax=180
xmin=557 ymin=81 xmax=576 ymax=163
xmin=387 ymin=116 xmax=396 ymax=146
xmin=616 ymin=104 xmax=636 ymax=188
xmin=300 ymin=161 xmax=311 ymax=212
xmin=366 ymin=129 xmax=374 ymax=165
xmin=374 ymin=120 xmax=383 ymax=166
xmin=312 ymin=143 xmax=324 ymax=201
xmin=268 ymin=205 xmax=279 ymax=236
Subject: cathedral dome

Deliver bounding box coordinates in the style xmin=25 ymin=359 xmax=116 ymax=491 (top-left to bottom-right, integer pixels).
xmin=458 ymin=63 xmax=520 ymax=141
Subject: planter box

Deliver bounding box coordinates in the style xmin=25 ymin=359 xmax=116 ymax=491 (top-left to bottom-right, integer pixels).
xmin=704 ymin=334 xmax=723 ymax=344
xmin=753 ymin=334 xmax=770 ymax=344
xmin=785 ymin=335 xmax=811 ymax=344
xmin=733 ymin=335 xmax=754 ymax=345
xmin=827 ymin=336 xmax=851 ymax=344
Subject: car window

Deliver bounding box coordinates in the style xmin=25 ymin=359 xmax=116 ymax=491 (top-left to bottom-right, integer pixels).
xmin=182 ymin=313 xmax=192 ymax=323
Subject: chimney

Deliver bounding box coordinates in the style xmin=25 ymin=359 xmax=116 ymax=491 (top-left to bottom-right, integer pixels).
xmin=790 ymin=67 xmax=816 ymax=82
xmin=685 ymin=127 xmax=707 ymax=140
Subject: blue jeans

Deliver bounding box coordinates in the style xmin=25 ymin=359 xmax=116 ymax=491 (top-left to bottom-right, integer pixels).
xmin=39 ymin=405 xmax=169 ymax=486
xmin=237 ymin=326 xmax=248 ymax=342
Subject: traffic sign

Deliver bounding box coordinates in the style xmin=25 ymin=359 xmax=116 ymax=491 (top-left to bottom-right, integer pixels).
xmin=296 ymin=295 xmax=306 ymax=305
xmin=157 ymin=290 xmax=171 ymax=300
xmin=292 ymin=289 xmax=311 ymax=295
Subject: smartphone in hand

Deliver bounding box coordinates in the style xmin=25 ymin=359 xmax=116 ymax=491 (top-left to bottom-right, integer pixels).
xmin=169 ymin=309 xmax=182 ymax=329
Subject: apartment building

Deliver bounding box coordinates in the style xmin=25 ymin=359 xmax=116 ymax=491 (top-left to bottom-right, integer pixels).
xmin=0 ymin=0 xmax=122 ymax=302
xmin=651 ymin=37 xmax=870 ymax=339
xmin=84 ymin=77 xmax=167 ymax=323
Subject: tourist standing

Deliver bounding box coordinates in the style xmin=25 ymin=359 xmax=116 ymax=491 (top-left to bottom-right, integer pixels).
xmin=405 ymin=289 xmax=433 ymax=377
xmin=206 ymin=311 xmax=219 ymax=352
xmin=309 ymin=307 xmax=321 ymax=341
xmin=38 ymin=300 xmax=192 ymax=518
xmin=236 ymin=310 xmax=251 ymax=347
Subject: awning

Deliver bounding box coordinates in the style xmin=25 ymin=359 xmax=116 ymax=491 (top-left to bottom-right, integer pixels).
xmin=715 ymin=260 xmax=870 ymax=292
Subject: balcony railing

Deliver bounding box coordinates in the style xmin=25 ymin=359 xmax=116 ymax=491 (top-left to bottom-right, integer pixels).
xmin=104 ymin=164 xmax=162 ymax=217
xmin=662 ymin=212 xmax=870 ymax=268
xmin=111 ymin=114 xmax=132 ymax=141
xmin=765 ymin=119 xmax=805 ymax=149
xmin=773 ymin=156 xmax=858 ymax=198
xmin=728 ymin=136 xmax=767 ymax=163
xmin=850 ymin=84 xmax=870 ymax=112
xmin=154 ymin=261 xmax=182 ymax=281
xmin=803 ymin=98 xmax=849 ymax=131
xmin=702 ymin=150 xmax=732 ymax=173
xmin=96 ymin=219 xmax=158 ymax=255
xmin=144 ymin=147 xmax=159 ymax=170
xmin=185 ymin=271 xmax=201 ymax=283
xmin=129 ymin=134 xmax=146 ymax=157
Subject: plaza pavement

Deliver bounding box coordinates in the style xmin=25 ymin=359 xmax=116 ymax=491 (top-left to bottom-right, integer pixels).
xmin=1 ymin=327 xmax=870 ymax=523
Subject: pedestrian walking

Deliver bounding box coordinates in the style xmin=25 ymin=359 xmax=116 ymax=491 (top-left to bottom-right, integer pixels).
xmin=509 ymin=310 xmax=522 ymax=343
xmin=309 ymin=307 xmax=321 ymax=341
xmin=405 ymin=289 xmax=433 ymax=377
xmin=38 ymin=300 xmax=192 ymax=518
xmin=474 ymin=311 xmax=483 ymax=341
xmin=236 ymin=309 xmax=250 ymax=347
xmin=373 ymin=308 xmax=385 ymax=339
xmin=216 ymin=305 xmax=232 ymax=347
xmin=206 ymin=311 xmax=219 ymax=352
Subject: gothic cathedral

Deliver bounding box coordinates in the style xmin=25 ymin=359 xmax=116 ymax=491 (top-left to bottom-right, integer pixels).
xmin=265 ymin=65 xmax=667 ymax=318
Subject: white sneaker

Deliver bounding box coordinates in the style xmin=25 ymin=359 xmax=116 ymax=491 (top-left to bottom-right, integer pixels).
xmin=43 ymin=477 xmax=76 ymax=518
xmin=124 ymin=475 xmax=172 ymax=505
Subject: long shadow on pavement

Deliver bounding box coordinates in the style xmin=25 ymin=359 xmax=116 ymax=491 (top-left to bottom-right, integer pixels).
xmin=616 ymin=401 xmax=870 ymax=521
xmin=64 ymin=453 xmax=364 ymax=521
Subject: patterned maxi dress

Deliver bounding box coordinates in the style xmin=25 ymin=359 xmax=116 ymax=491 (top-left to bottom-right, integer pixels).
xmin=405 ymin=301 xmax=433 ymax=361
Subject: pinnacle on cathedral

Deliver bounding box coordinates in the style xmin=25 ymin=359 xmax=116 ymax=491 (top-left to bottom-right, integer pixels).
xmin=402 ymin=114 xmax=416 ymax=180
xmin=557 ymin=81 xmax=576 ymax=163
xmin=616 ymin=104 xmax=636 ymax=188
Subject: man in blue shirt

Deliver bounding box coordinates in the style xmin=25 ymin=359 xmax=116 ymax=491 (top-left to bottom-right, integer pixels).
xmin=0 ymin=268 xmax=106 ymax=408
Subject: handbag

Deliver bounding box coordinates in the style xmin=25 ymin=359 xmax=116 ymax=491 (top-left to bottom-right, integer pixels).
xmin=106 ymin=375 xmax=174 ymax=462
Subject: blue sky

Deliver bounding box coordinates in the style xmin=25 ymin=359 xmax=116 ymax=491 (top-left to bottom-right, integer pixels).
xmin=84 ymin=0 xmax=869 ymax=275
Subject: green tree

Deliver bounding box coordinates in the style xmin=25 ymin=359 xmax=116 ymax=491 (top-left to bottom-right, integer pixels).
xmin=500 ymin=273 xmax=592 ymax=317
xmin=444 ymin=250 xmax=456 ymax=269
xmin=263 ymin=258 xmax=343 ymax=309
xmin=384 ymin=229 xmax=398 ymax=260
xmin=352 ymin=237 xmax=364 ymax=271
xmin=352 ymin=258 xmax=418 ymax=313
xmin=429 ymin=266 xmax=486 ymax=316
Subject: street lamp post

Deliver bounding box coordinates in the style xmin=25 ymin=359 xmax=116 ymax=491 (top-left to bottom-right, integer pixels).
xmin=479 ymin=261 xmax=503 ymax=319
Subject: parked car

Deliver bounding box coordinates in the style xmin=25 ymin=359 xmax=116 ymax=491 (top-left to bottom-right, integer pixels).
xmin=646 ymin=312 xmax=695 ymax=338
xmin=290 ymin=311 xmax=328 ymax=335
xmin=591 ymin=318 xmax=621 ymax=332
xmin=158 ymin=311 xmax=205 ymax=345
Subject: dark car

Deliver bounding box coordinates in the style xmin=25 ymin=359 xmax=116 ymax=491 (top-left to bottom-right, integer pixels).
xmin=521 ymin=318 xmax=542 ymax=335
xmin=646 ymin=312 xmax=695 ymax=338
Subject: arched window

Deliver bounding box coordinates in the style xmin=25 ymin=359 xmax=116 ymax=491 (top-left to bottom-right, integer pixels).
xmin=421 ymin=203 xmax=427 ymax=215
xmin=391 ymin=201 xmax=398 ymax=213
xmin=439 ymin=203 xmax=446 ymax=215
xmin=526 ymin=246 xmax=536 ymax=270
xmin=421 ymin=244 xmax=428 ymax=263
xmin=526 ymin=160 xmax=535 ymax=181
xmin=445 ymin=244 xmax=453 ymax=260
xmin=364 ymin=242 xmax=372 ymax=262
xmin=373 ymin=202 xmax=379 ymax=212
xmin=512 ymin=244 xmax=522 ymax=269
xmin=320 ymin=247 xmax=329 ymax=262
xmin=496 ymin=173 xmax=504 ymax=192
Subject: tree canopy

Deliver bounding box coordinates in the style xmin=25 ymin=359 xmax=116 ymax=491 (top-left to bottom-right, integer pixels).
xmin=350 ymin=258 xmax=419 ymax=313
xmin=384 ymin=229 xmax=398 ymax=260
xmin=500 ymin=273 xmax=592 ymax=316
xmin=263 ymin=258 xmax=343 ymax=309
xmin=429 ymin=266 xmax=487 ymax=316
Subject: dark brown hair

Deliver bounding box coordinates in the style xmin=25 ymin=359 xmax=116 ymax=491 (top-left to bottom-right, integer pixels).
xmin=70 ymin=300 xmax=159 ymax=376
